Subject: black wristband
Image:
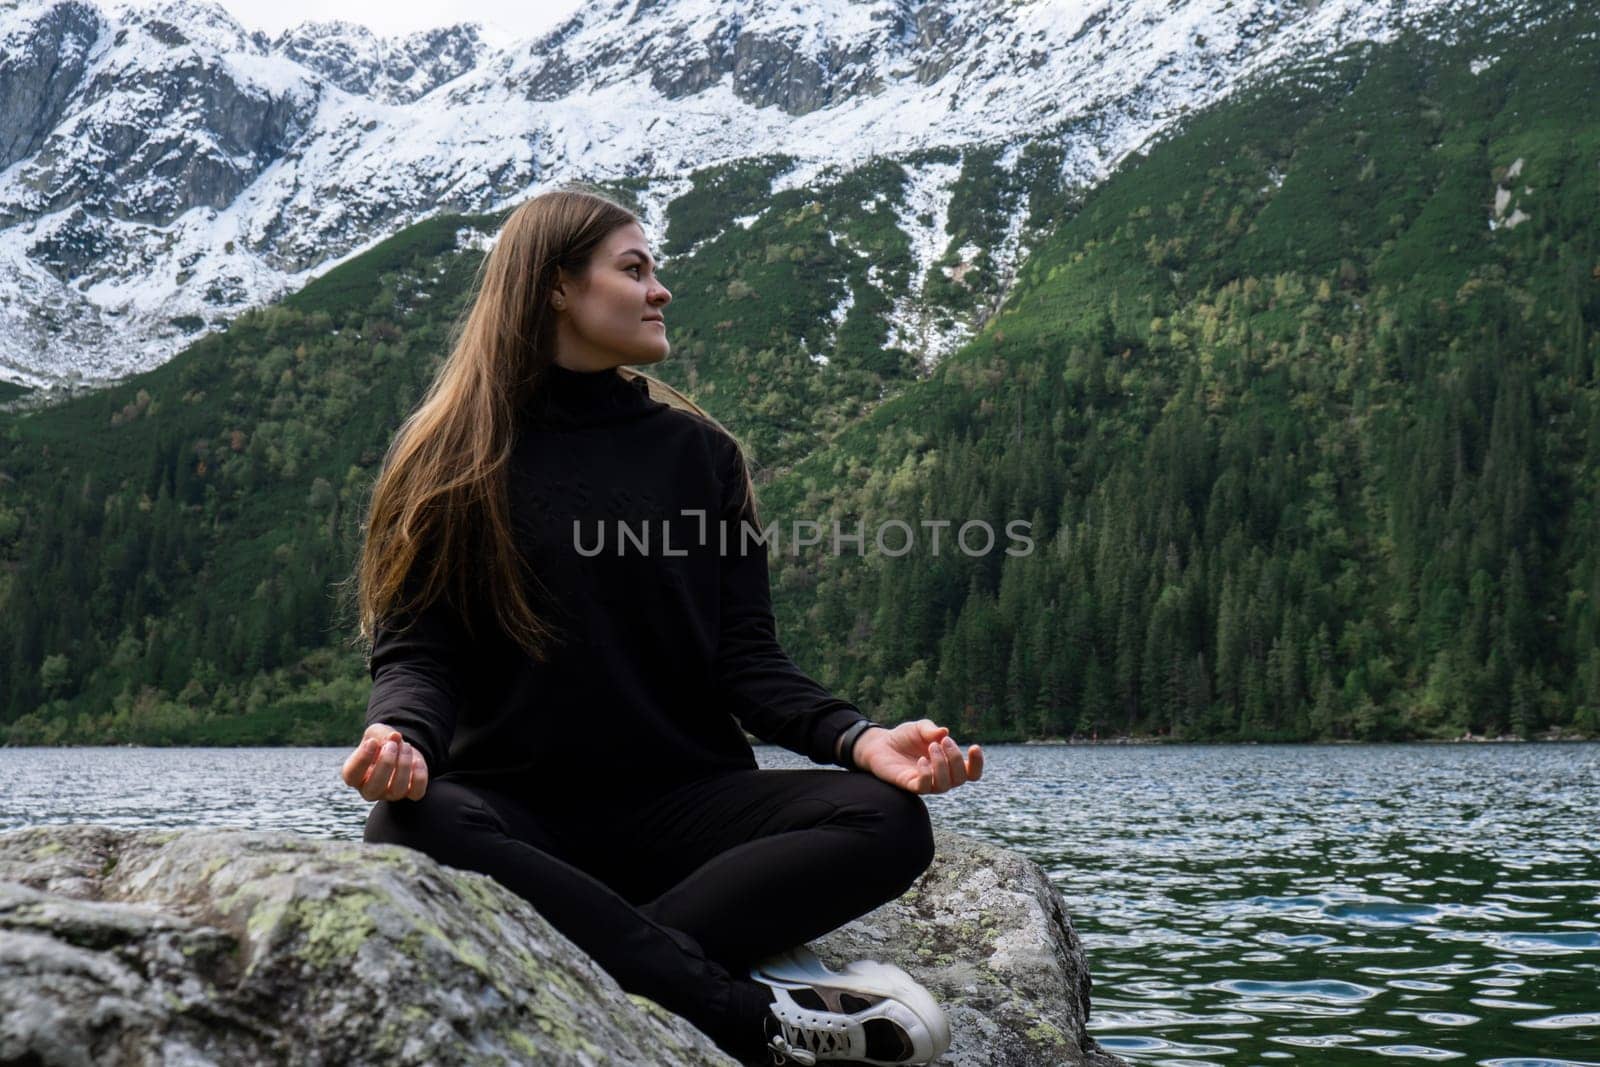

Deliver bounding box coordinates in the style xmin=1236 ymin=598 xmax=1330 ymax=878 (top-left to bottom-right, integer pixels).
xmin=836 ymin=719 xmax=885 ymax=770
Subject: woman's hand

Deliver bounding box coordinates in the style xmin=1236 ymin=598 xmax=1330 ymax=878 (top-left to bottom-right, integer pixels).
xmin=855 ymin=719 xmax=983 ymax=795
xmin=341 ymin=723 xmax=430 ymax=801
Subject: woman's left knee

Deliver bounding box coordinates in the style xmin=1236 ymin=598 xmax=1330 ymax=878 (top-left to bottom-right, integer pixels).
xmin=847 ymin=776 xmax=935 ymax=888
xmin=890 ymin=785 xmax=936 ymax=882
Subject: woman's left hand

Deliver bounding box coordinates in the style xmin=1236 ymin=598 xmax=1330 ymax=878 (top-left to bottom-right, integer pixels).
xmin=855 ymin=719 xmax=983 ymax=795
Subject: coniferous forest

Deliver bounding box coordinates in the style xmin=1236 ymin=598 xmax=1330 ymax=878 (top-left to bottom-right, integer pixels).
xmin=2 ymin=2 xmax=1598 ymax=746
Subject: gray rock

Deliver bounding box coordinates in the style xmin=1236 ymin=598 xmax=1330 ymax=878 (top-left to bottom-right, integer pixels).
xmin=0 ymin=823 xmax=1125 ymax=1066
xmin=810 ymin=828 xmax=1128 ymax=1067
xmin=0 ymin=823 xmax=725 ymax=1065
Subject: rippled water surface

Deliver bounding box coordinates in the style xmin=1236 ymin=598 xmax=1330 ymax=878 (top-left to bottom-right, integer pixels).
xmin=3 ymin=742 xmax=1596 ymax=1065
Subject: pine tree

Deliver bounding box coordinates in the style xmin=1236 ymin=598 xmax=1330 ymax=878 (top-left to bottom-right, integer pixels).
xmin=1003 ymin=639 xmax=1027 ymax=740
xmin=1215 ymin=573 xmax=1244 ymax=707
xmin=1082 ymin=650 xmax=1112 ymax=738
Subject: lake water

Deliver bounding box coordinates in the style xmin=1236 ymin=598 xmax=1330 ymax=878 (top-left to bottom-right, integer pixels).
xmin=2 ymin=742 xmax=1596 ymax=1066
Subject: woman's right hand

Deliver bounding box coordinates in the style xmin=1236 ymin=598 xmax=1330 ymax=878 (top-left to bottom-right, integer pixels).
xmin=342 ymin=723 xmax=430 ymax=801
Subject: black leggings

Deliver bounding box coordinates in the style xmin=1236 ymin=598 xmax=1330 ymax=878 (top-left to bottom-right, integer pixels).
xmin=363 ymin=767 xmax=935 ymax=1060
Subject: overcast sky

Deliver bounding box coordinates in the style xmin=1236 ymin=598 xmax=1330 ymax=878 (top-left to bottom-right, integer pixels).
xmin=130 ymin=0 xmax=586 ymax=45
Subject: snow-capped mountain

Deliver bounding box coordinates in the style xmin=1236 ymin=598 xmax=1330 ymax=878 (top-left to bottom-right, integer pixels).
xmin=0 ymin=0 xmax=1469 ymax=390
xmin=272 ymin=20 xmax=487 ymax=104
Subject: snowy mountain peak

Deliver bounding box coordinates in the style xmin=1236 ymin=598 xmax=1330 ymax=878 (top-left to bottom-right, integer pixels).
xmin=108 ymin=0 xmax=254 ymax=53
xmin=2 ymin=0 xmax=1474 ymax=391
xmin=270 ymin=19 xmax=487 ymax=103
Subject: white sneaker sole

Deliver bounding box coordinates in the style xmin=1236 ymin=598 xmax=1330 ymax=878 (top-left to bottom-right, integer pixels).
xmin=751 ymin=945 xmax=952 ymax=1063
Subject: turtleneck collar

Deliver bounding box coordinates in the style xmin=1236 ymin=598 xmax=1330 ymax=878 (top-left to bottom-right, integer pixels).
xmin=522 ymin=361 xmax=662 ymax=430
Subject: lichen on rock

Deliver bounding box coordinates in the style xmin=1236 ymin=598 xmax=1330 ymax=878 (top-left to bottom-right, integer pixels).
xmin=0 ymin=823 xmax=728 ymax=1065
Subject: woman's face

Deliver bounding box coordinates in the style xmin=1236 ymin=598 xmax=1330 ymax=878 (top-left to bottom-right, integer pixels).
xmin=550 ymin=222 xmax=672 ymax=371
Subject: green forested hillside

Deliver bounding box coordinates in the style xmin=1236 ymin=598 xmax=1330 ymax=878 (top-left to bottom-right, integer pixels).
xmin=2 ymin=0 xmax=1596 ymax=744
xmin=761 ymin=1 xmax=1600 ymax=742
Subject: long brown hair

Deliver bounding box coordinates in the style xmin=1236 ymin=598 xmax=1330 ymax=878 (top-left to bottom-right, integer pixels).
xmin=350 ymin=184 xmax=757 ymax=662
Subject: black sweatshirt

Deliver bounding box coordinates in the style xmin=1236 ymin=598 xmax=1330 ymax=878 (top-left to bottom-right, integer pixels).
xmin=364 ymin=361 xmax=870 ymax=801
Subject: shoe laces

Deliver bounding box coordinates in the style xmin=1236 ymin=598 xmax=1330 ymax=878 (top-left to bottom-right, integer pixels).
xmin=768 ymin=1018 xmax=848 ymax=1065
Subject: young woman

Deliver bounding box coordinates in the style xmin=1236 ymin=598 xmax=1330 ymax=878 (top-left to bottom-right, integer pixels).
xmin=339 ymin=186 xmax=983 ymax=1066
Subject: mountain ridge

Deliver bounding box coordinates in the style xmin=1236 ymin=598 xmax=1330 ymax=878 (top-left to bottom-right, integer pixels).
xmin=0 ymin=0 xmax=1474 ymax=391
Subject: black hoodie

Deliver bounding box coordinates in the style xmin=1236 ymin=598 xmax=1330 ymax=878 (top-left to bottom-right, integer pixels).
xmin=364 ymin=361 xmax=870 ymax=802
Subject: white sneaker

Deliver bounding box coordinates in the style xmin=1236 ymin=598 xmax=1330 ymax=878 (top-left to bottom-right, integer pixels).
xmin=749 ymin=945 xmax=951 ymax=1065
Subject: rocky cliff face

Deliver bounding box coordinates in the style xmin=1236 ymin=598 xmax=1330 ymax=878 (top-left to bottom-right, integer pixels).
xmin=0 ymin=0 xmax=1474 ymax=390
xmin=0 ymin=821 xmax=1125 ymax=1066
xmin=0 ymin=0 xmax=101 ymax=172
xmin=2 ymin=0 xmax=318 ymax=235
